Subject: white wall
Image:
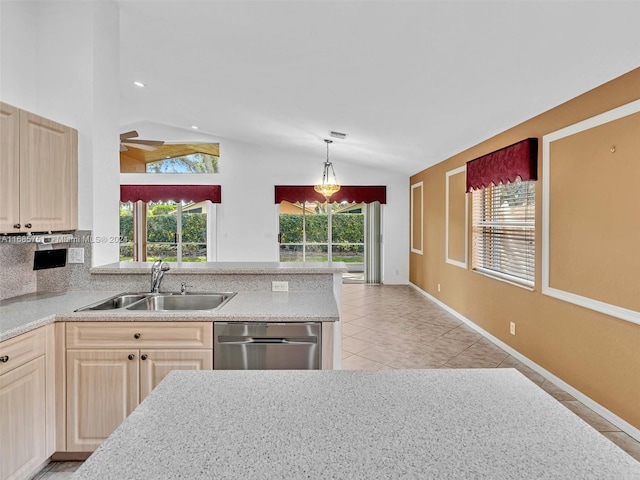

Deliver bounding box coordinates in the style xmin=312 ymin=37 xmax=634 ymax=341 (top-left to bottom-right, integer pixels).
xmin=87 ymin=2 xmax=121 ymax=266
xmin=2 ymin=1 xmax=409 ymax=282
xmin=122 ymin=123 xmax=410 ymax=284
xmin=0 ymin=1 xmax=121 ymax=266
xmin=0 ymin=1 xmax=38 ymax=110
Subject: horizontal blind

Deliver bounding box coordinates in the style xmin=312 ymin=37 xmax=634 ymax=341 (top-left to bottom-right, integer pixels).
xmin=472 ymin=179 xmax=535 ymax=286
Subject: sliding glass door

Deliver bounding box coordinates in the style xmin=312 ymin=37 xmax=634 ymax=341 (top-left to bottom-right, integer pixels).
xmin=279 ymin=200 xmax=380 ymax=283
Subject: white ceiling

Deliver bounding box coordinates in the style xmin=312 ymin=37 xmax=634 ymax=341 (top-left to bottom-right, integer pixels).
xmin=118 ymin=0 xmax=640 ymax=175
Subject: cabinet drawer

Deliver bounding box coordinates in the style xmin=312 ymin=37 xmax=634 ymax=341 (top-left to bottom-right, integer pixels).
xmin=0 ymin=327 xmax=46 ymax=375
xmin=66 ymin=322 xmax=213 ymax=349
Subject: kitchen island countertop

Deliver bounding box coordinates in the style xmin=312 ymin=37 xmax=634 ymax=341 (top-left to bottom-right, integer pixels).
xmin=72 ymin=369 xmax=640 ymax=480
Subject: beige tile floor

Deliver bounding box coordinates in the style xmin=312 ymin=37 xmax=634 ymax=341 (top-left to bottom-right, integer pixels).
xmin=31 ymin=284 xmax=640 ymax=478
xmin=340 ymin=284 xmax=640 ymax=463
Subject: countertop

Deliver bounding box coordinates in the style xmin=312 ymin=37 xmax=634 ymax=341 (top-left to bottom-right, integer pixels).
xmin=0 ymin=290 xmax=339 ymax=342
xmin=72 ymin=369 xmax=640 ymax=480
xmin=90 ymin=261 xmax=348 ymax=274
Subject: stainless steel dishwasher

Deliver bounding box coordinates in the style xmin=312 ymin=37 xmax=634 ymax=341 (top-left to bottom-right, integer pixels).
xmin=214 ymin=322 xmax=321 ymax=370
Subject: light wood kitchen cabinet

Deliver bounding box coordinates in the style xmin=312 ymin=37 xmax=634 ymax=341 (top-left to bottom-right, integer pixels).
xmin=0 ymin=102 xmax=20 ymax=233
xmin=139 ymin=349 xmax=211 ymax=401
xmin=65 ymin=349 xmax=138 ymax=452
xmin=65 ymin=322 xmax=213 ymax=452
xmin=0 ymin=102 xmax=78 ymax=234
xmin=0 ymin=326 xmax=55 ymax=480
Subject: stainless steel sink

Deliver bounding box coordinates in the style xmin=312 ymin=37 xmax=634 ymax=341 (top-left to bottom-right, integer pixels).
xmin=75 ymin=292 xmax=236 ymax=312
xmin=76 ymin=293 xmax=151 ymax=311
xmin=126 ymin=293 xmax=235 ymax=311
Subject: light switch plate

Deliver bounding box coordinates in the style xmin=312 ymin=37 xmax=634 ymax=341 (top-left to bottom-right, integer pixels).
xmin=68 ymin=247 xmax=85 ymax=264
xmin=272 ymin=281 xmax=289 ymax=292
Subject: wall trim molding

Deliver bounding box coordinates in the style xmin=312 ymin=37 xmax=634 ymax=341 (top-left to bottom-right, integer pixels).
xmin=410 ymin=181 xmax=423 ymax=255
xmin=408 ymin=281 xmax=640 ymax=442
xmin=542 ymin=99 xmax=640 ymax=326
xmin=445 ymin=166 xmax=468 ymax=269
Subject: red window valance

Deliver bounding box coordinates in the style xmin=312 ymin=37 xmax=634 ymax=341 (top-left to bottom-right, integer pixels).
xmin=466 ymin=138 xmax=538 ymax=192
xmin=120 ymin=185 xmax=222 ymax=203
xmin=274 ymin=185 xmax=386 ymax=204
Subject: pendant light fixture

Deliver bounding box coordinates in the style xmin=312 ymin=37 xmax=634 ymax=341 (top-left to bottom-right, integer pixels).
xmin=314 ymin=139 xmax=341 ymax=198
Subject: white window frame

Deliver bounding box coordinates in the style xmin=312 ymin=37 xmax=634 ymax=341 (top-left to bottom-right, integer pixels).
xmin=471 ymin=179 xmax=535 ymax=290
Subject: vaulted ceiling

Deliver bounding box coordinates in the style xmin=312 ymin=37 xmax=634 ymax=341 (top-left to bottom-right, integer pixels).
xmin=118 ymin=1 xmax=640 ymax=175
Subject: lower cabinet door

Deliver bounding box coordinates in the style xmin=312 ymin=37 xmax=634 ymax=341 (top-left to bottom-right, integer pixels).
xmin=66 ymin=350 xmax=139 ymax=452
xmin=0 ymin=356 xmax=46 ymax=480
xmin=139 ymin=349 xmax=212 ymax=402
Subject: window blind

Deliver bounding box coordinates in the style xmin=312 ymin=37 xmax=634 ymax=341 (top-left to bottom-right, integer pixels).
xmin=472 ymin=179 xmax=535 ymax=286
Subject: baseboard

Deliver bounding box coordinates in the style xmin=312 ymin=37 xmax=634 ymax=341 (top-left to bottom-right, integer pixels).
xmin=409 ymin=282 xmax=640 ymax=443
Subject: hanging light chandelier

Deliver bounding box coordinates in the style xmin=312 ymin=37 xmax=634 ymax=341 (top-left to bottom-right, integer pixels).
xmin=314 ymin=139 xmax=341 ymax=198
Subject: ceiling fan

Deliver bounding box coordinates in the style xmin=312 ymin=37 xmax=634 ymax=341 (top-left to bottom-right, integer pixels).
xmin=120 ymin=131 xmax=165 ymax=152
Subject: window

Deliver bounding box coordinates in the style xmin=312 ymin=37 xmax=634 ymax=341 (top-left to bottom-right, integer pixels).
xmin=119 ymin=200 xmax=210 ymax=262
xmin=146 ymin=153 xmax=219 ymax=173
xmin=278 ymin=200 xmax=365 ymax=264
xmin=278 ymin=201 xmax=329 ymax=262
xmin=120 ymin=143 xmax=220 ymax=174
xmin=472 ymin=179 xmax=535 ymax=287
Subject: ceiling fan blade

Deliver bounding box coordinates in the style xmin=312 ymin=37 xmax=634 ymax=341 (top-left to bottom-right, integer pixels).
xmin=123 ymin=139 xmax=165 ymax=146
xmin=121 ymin=142 xmax=158 ymax=152
xmin=120 ymin=130 xmax=139 ymax=140
xmin=120 ymin=144 xmax=129 ymax=152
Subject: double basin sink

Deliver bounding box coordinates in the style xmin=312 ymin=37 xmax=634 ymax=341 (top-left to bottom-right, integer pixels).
xmin=75 ymin=292 xmax=237 ymax=312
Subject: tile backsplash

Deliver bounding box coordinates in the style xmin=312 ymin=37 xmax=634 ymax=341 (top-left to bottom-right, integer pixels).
xmin=36 ymin=230 xmax=94 ymax=293
xmin=1 ymin=230 xmax=93 ymax=301
xmin=0 ymin=242 xmax=37 ymax=300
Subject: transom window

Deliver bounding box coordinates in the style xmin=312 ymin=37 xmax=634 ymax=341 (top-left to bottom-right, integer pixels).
xmin=471 ymin=179 xmax=535 ymax=287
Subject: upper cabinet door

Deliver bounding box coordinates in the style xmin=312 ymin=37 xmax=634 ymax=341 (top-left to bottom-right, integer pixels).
xmin=19 ymin=110 xmax=78 ymax=232
xmin=0 ymin=102 xmax=21 ymax=233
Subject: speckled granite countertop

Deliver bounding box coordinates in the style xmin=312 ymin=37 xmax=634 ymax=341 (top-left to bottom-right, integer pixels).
xmin=73 ymin=369 xmax=640 ymax=480
xmin=91 ymin=261 xmax=348 ymax=274
xmin=0 ymin=291 xmax=339 ymax=342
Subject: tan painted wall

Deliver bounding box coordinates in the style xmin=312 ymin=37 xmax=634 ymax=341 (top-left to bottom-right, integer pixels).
xmin=446 ymin=170 xmax=466 ymax=264
xmin=409 ymin=68 xmax=640 ymax=430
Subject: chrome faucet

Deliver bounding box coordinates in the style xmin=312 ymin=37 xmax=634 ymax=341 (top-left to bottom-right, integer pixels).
xmin=150 ymin=259 xmax=170 ymax=293
xmin=180 ymin=282 xmax=193 ymax=295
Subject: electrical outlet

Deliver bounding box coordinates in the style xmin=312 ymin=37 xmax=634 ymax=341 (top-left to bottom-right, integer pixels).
xmin=510 ymin=322 xmax=516 ymax=335
xmin=68 ymin=247 xmax=84 ymax=264
xmin=272 ymin=281 xmax=289 ymax=292
xmin=437 ymin=283 xmax=441 ymax=293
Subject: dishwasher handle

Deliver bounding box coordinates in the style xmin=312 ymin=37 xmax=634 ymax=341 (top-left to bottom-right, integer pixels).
xmin=217 ymin=336 xmax=317 ymax=345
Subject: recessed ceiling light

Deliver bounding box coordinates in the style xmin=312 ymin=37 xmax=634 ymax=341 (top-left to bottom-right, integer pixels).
xmin=133 ymin=81 xmax=146 ymax=87
xmin=191 ymin=125 xmax=199 ymax=130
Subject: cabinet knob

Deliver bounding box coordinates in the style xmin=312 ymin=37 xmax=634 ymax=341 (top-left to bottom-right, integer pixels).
xmin=134 ymin=333 xmax=141 ymax=339
xmin=141 ymin=354 xmax=148 ymax=361
xmin=0 ymin=356 xmax=8 ymax=362
xmin=24 ymin=223 xmax=32 ymax=228
xmin=13 ymin=224 xmax=20 ymax=229
xmin=128 ymin=354 xmax=135 ymax=360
